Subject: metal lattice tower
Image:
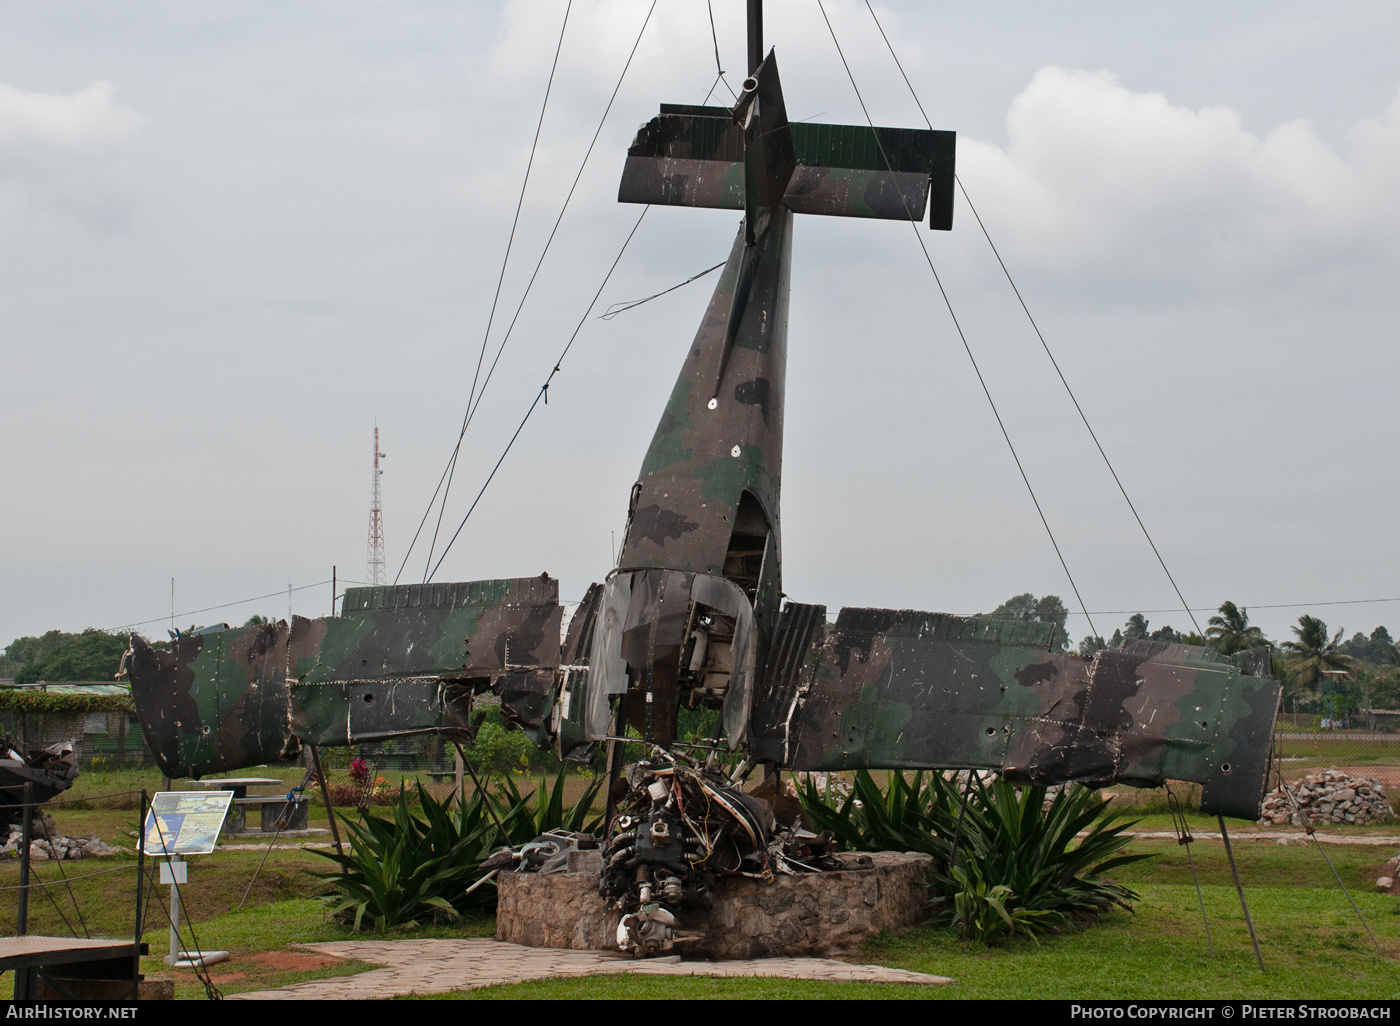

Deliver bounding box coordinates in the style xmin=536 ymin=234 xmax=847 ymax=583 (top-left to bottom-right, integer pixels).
xmin=366 ymin=425 xmax=386 ymax=586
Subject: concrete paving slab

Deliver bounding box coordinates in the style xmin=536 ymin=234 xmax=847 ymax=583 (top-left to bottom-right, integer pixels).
xmin=229 ymin=938 xmax=952 ymax=999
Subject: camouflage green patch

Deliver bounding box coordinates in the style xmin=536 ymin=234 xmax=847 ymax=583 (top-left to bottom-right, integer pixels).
xmin=640 ymin=378 xmax=695 ymax=478
xmin=987 ymin=645 xmax=1047 ymax=696
xmin=692 ymin=444 xmax=766 ymax=504
xmin=289 ymin=684 xmax=347 ymax=745
xmin=835 ymin=683 xmax=912 ymax=765
xmin=182 ymin=634 xmax=237 ymax=771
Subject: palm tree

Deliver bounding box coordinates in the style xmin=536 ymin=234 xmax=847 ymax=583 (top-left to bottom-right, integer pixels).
xmin=1282 ymin=615 xmax=1354 ymax=711
xmin=1206 ymin=601 xmax=1266 ymax=655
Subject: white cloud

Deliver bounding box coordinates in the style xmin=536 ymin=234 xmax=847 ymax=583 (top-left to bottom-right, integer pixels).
xmin=959 ymin=67 xmax=1400 ymax=291
xmin=0 ymin=80 xmax=146 ymax=225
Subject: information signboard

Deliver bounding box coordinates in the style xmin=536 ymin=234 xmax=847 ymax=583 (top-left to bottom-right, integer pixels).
xmin=142 ymin=791 xmax=234 ymax=856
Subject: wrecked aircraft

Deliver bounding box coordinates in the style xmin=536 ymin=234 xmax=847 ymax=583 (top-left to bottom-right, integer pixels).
xmin=125 ymin=1 xmax=1280 ymax=954
xmin=0 ymin=739 xmax=79 ymax=833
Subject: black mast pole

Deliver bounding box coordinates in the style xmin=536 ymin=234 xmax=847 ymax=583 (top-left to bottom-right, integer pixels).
xmin=747 ymin=0 xmax=762 ymax=75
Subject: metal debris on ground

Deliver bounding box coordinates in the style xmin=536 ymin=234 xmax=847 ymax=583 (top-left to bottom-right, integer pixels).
xmin=600 ymin=746 xmax=839 ymax=956
xmin=0 ymin=738 xmax=79 ymax=832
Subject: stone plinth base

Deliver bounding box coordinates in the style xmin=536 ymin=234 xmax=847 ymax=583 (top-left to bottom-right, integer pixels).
xmin=495 ymin=850 xmax=933 ymax=959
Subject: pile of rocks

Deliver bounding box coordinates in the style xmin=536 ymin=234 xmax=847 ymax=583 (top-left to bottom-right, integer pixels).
xmin=1377 ymin=853 xmax=1398 ymax=891
xmin=1257 ymin=769 xmax=1393 ymax=826
xmin=0 ymin=820 xmax=116 ymax=860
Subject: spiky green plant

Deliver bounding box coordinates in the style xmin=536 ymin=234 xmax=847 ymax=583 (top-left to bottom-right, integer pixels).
xmin=947 ymin=860 xmax=1062 ymax=945
xmin=799 ymin=770 xmax=1151 ymax=943
xmin=800 ymin=768 xmax=946 ymax=857
xmin=493 ymin=768 xmax=604 ymax=843
xmin=930 ymin=775 xmax=1148 ymax=935
xmin=309 ymin=769 xmax=602 ymax=932
xmin=308 ymin=781 xmax=502 ymax=931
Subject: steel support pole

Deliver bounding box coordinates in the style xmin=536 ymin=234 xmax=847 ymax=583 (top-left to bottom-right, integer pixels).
xmin=747 ymin=0 xmax=762 ymax=74
xmin=133 ymin=788 xmax=147 ymax=999
xmin=1218 ymin=815 xmax=1265 ymax=971
xmin=309 ymin=745 xmax=344 ymax=862
xmin=18 ymin=782 xmax=32 ymax=936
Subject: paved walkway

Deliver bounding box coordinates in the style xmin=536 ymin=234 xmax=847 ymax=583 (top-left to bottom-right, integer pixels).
xmin=230 ymin=939 xmax=952 ymax=999
xmin=1130 ymin=831 xmax=1400 ymax=846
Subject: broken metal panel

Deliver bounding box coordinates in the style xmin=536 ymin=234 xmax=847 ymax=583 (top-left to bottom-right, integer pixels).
xmin=586 ymin=575 xmax=633 ymax=742
xmin=689 ymin=574 xmax=757 ymax=749
xmin=620 ymin=570 xmax=692 ymax=746
xmin=128 ymin=625 xmax=293 ymax=780
xmin=555 ymin=583 xmax=604 ymax=760
xmin=757 ymin=607 xmax=1279 ymax=819
xmin=583 ymin=571 xmax=758 ymax=750
xmin=748 ymin=601 xmax=826 ymax=764
xmin=301 ymin=576 xmax=562 ymax=684
xmin=776 ymin=610 xmax=1051 ymax=773
xmin=287 ymin=679 xmax=474 ymax=747
xmin=128 ymin=576 xmax=572 ymax=779
xmin=0 ymin=740 xmax=79 ymax=832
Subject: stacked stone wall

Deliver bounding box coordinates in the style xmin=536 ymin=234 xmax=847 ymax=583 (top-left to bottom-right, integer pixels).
xmin=496 ymin=850 xmax=933 ymax=959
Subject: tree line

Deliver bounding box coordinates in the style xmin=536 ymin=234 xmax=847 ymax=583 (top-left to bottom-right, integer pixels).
xmin=5 ymin=602 xmax=1397 ymax=724
xmin=988 ymin=592 xmax=1399 ymax=723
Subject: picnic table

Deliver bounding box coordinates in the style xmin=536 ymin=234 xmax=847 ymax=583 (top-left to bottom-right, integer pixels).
xmin=185 ymin=777 xmax=309 ymax=834
xmin=0 ymin=935 xmax=148 ymax=1000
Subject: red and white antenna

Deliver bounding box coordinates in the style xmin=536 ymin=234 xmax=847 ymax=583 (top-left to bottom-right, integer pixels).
xmin=366 ymin=425 xmax=387 ymax=586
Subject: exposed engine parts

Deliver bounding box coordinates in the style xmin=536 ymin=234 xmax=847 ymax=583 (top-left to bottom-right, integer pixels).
xmin=600 ymin=747 xmax=839 ymax=956
xmin=480 ymin=829 xmax=597 ymax=876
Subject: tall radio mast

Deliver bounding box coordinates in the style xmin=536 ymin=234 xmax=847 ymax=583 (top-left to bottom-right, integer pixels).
xmin=366 ymin=425 xmax=386 ymax=586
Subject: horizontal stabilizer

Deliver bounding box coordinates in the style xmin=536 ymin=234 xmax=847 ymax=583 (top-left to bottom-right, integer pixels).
xmin=620 ymin=107 xmax=955 ymax=228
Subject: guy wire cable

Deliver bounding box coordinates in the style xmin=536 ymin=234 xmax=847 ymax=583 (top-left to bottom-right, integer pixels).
xmin=816 ymin=0 xmax=1099 ymax=641
xmin=424 ymin=55 xmax=754 ymax=580
xmin=862 ymin=0 xmax=1201 ymax=638
xmin=417 ymin=0 xmax=660 ymax=583
xmin=1166 ymin=782 xmax=1213 ymax=956
xmin=426 ymin=207 xmax=650 ymax=581
xmin=395 ymin=0 xmax=573 ymax=586
xmin=600 ymin=260 xmax=726 ymax=319
xmin=705 ymin=0 xmax=738 ymax=102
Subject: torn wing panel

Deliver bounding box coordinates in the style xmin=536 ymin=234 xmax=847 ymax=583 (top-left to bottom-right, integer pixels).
xmin=128 ymin=625 xmax=293 ymax=780
xmin=759 ymin=605 xmax=1280 ymax=820
xmin=129 ymin=576 xmax=574 ymax=779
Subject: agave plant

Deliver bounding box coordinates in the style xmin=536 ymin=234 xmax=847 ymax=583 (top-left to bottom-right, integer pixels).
xmin=799 ymin=769 xmax=1151 ymax=944
xmin=308 ymin=780 xmax=502 ymax=931
xmin=800 ymin=769 xmax=947 ymax=858
xmin=927 ymin=775 xmax=1149 ymax=936
xmin=309 ymin=769 xmax=603 ymax=931
xmin=493 ymin=768 xmax=605 ymax=844
xmin=947 ymin=860 xmax=1062 ymax=945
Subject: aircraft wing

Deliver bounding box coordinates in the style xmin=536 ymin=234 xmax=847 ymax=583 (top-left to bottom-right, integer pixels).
xmin=128 ymin=575 xmax=592 ymax=779
xmin=749 ymin=604 xmax=1280 ymax=820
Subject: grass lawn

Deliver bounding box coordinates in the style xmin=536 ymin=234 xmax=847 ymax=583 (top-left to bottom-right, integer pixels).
xmin=3 ymin=774 xmax=1397 ymax=1000
xmin=432 ymin=832 xmax=1400 ymax=1000
xmin=427 ymin=883 xmax=1400 ymax=1000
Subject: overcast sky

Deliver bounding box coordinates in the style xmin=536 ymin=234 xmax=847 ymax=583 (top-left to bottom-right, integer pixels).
xmin=4 ymin=1 xmax=1399 ymax=654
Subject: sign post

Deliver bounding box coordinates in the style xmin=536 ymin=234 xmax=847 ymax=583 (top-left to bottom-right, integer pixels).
xmin=143 ymin=790 xmax=234 ymax=968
